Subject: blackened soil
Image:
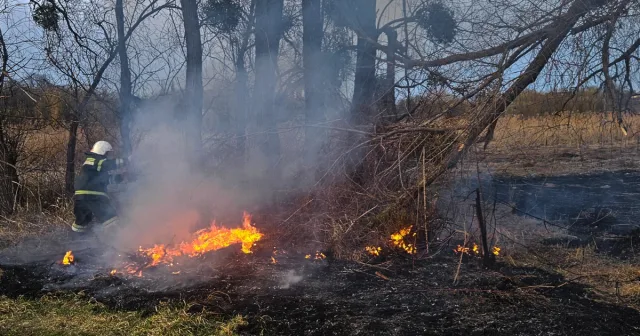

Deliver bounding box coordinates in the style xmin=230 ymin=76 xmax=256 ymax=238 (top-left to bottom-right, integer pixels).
xmin=1 ymin=250 xmax=640 ymax=336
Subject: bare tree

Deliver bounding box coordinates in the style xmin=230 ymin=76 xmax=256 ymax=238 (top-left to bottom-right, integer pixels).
xmin=31 ymin=0 xmax=176 ymax=194
xmin=302 ymin=0 xmax=324 ymax=179
xmin=116 ymin=0 xmax=133 ymax=157
xmin=350 ymin=0 xmax=377 ymax=124
xmin=252 ymin=0 xmax=284 ymax=184
xmin=328 ymin=0 xmax=640 ymax=209
xmin=0 ymin=23 xmax=18 ymax=214
xmin=180 ymin=0 xmax=204 ymax=163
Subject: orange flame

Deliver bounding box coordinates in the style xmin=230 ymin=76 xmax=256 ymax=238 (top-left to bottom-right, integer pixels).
xmin=390 ymin=226 xmax=416 ymax=254
xmin=138 ymin=212 xmax=262 ymax=267
xmin=454 ymin=244 xmax=500 ymax=256
xmin=493 ymin=246 xmax=501 ymax=256
xmin=62 ymin=251 xmax=74 ymax=265
xmin=454 ymin=245 xmax=470 ymax=254
xmin=305 ymin=251 xmax=326 ymax=260
xmin=110 ymin=269 xmax=117 ymax=276
xmin=365 ymin=246 xmax=382 ymax=256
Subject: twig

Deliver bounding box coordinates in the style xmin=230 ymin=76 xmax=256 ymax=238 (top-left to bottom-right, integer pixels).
xmin=280 ymin=198 xmax=314 ymax=224
xmin=375 ymin=271 xmax=390 ymax=281
xmin=355 ymin=260 xmax=393 ymax=272
xmin=517 ymin=282 xmax=569 ymax=290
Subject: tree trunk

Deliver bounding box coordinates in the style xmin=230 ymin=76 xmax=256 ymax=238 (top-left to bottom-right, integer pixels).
xmin=234 ymin=53 xmax=248 ymax=159
xmin=252 ymin=0 xmax=284 ymax=185
xmin=302 ymin=0 xmax=324 ymax=182
xmin=0 ymin=119 xmax=20 ymax=215
xmin=116 ymin=0 xmax=132 ymax=157
xmin=0 ymin=26 xmax=17 ymax=214
xmin=180 ymin=0 xmax=204 ymax=165
xmin=351 ymin=0 xmax=377 ymax=125
xmin=233 ymin=0 xmax=255 ymax=164
xmin=383 ymin=28 xmax=397 ymax=118
xmin=64 ymin=119 xmax=79 ymax=196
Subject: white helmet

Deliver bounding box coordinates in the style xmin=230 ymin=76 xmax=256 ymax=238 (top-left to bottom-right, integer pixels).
xmin=90 ymin=141 xmax=113 ymax=156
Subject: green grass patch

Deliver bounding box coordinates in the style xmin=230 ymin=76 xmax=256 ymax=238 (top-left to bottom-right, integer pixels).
xmin=0 ymin=293 xmax=245 ymax=336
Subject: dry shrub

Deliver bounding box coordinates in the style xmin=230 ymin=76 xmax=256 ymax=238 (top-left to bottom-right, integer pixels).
xmin=276 ymin=109 xmax=639 ymax=257
xmin=272 ymin=113 xmax=467 ymax=258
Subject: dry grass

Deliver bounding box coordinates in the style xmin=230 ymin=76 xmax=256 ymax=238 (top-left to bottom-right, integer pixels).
xmin=467 ymin=113 xmax=640 ymax=177
xmin=0 ymin=293 xmax=246 ymax=336
xmin=0 ymin=201 xmax=73 ymax=249
xmin=491 ymin=113 xmax=640 ymax=150
xmin=506 ymin=243 xmax=640 ymax=308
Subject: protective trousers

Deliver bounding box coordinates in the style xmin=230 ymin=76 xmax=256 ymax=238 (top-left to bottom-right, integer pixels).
xmin=72 ymin=195 xmax=118 ymax=233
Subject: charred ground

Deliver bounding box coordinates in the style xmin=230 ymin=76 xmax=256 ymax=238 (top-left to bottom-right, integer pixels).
xmin=1 ymin=235 xmax=640 ymax=336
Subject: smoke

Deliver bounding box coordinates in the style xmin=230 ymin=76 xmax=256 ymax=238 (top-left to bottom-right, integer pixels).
xmin=109 ymin=98 xmax=251 ymax=254
xmin=101 ymin=0 xmax=398 ymax=265
xmin=279 ymin=270 xmax=304 ymax=289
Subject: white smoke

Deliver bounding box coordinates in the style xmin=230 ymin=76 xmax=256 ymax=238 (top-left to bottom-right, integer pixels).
xmin=279 ymin=270 xmax=303 ymax=289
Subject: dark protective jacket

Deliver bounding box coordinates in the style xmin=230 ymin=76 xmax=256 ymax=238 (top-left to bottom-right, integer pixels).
xmin=74 ymin=152 xmax=127 ymax=199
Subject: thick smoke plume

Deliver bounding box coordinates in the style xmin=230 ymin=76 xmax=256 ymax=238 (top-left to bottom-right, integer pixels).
xmin=111 ymin=101 xmax=251 ymax=253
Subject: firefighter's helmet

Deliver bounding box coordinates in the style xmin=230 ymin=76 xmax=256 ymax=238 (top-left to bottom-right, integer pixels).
xmin=90 ymin=141 xmax=113 ymax=156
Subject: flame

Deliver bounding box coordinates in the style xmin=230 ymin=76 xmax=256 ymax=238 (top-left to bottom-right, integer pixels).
xmin=305 ymin=251 xmax=325 ymax=260
xmin=454 ymin=245 xmax=470 ymax=254
xmin=271 ymin=256 xmax=277 ymax=264
xmin=390 ymin=226 xmax=416 ymax=254
xmin=110 ymin=269 xmax=117 ymax=276
xmin=138 ymin=212 xmax=262 ymax=267
xmin=365 ymin=246 xmax=382 ymax=256
xmin=62 ymin=251 xmax=74 ymax=265
xmin=493 ymin=246 xmax=501 ymax=256
xmin=454 ymin=244 xmax=500 ymax=256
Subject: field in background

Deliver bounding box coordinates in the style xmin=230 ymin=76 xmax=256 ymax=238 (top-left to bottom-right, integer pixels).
xmin=478 ymin=113 xmax=640 ymax=176
xmin=492 ymin=113 xmax=639 ymax=149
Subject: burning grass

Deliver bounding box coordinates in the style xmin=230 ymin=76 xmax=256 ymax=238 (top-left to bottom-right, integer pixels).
xmin=94 ymin=212 xmax=264 ymax=277
xmin=0 ymin=293 xmax=245 ymax=336
xmin=3 ymin=247 xmax=640 ymax=335
xmin=136 ymin=212 xmax=261 ymax=268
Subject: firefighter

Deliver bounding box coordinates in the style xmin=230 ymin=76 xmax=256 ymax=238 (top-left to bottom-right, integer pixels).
xmin=71 ymin=140 xmax=128 ymax=233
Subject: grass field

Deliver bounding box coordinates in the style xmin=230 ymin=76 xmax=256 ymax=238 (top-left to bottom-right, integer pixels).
xmin=0 ymin=294 xmax=245 ymax=336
